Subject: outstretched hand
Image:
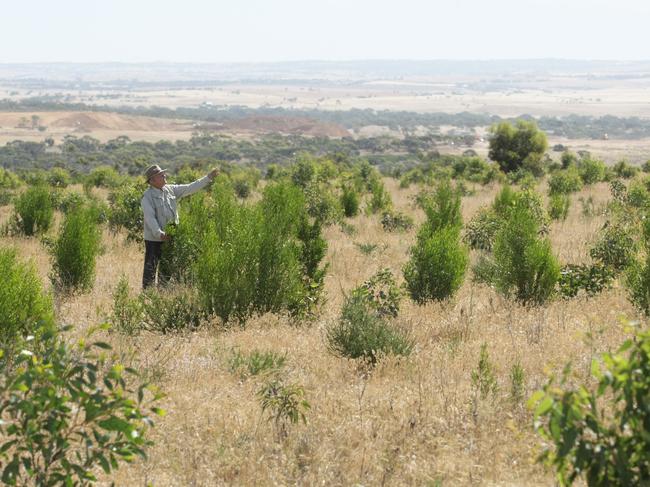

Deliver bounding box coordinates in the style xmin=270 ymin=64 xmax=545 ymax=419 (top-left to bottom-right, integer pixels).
xmin=208 ymin=168 xmax=219 ymax=180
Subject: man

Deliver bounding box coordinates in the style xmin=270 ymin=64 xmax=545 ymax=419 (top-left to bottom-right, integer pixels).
xmin=141 ymin=164 xmax=218 ymax=288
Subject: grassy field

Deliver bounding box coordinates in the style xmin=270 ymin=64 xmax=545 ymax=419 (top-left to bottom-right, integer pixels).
xmin=0 ymin=177 xmax=638 ymax=485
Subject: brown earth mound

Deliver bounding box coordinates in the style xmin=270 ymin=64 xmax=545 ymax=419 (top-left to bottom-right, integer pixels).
xmin=219 ymin=116 xmax=350 ymax=137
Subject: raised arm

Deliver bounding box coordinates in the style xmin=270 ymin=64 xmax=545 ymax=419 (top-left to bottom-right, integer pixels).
xmin=171 ymin=169 xmax=219 ymax=199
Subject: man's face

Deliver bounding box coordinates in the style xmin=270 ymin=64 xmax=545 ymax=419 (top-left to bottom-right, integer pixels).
xmin=149 ymin=172 xmax=167 ymax=189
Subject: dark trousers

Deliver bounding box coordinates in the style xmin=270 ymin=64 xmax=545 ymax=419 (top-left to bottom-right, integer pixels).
xmin=142 ymin=240 xmax=170 ymax=289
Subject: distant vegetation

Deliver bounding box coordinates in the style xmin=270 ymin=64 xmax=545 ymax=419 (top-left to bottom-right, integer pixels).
xmin=2 ymin=98 xmax=650 ymax=139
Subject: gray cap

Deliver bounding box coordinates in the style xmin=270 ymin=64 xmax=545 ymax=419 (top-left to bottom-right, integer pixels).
xmin=144 ymin=164 xmax=167 ymax=181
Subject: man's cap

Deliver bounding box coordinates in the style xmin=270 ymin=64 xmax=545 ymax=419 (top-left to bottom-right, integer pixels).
xmin=144 ymin=164 xmax=167 ymax=181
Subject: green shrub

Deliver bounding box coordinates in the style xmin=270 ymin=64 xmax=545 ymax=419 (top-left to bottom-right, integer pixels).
xmin=108 ymin=182 xmax=147 ymax=242
xmin=627 ymin=178 xmax=650 ymax=208
xmin=140 ymin=285 xmax=206 ymax=333
xmin=86 ymin=165 xmax=123 ymax=189
xmin=613 ymin=159 xmax=638 ymax=179
xmin=326 ymin=292 xmax=413 ymax=365
xmin=625 ymin=253 xmax=650 ymax=315
xmin=47 ymin=167 xmax=71 ymax=188
xmin=579 ymin=157 xmax=606 ymax=185
xmin=51 ymin=205 xmax=102 ymax=292
xmin=558 ymin=264 xmax=615 ymax=299
xmin=0 ymin=248 xmax=54 ymax=350
xmin=340 ymin=184 xmax=360 ymax=217
xmin=530 ymin=326 xmax=650 ymax=486
xmin=404 ymin=225 xmax=469 ymax=303
xmin=197 ymin=181 xmax=326 ymax=323
xmin=0 ymin=189 xmax=14 ymax=207
xmin=229 ymin=349 xmax=287 ymax=378
xmin=12 ymin=185 xmax=54 ymax=236
xmin=464 ymin=207 xmax=501 ymax=251
xmin=471 ymin=343 xmax=498 ymax=400
xmin=589 ymin=223 xmax=637 ymax=273
xmin=257 ymin=379 xmax=310 ymax=440
xmin=355 ymin=242 xmax=378 ymax=255
xmin=548 ymin=168 xmax=583 ymax=195
xmin=0 ymin=168 xmax=21 ymax=189
xmin=417 ymin=180 xmax=462 ymax=232
xmin=355 ymin=268 xmax=402 ymax=318
xmin=110 ymin=278 xmax=204 ymax=334
xmin=548 ymin=193 xmax=570 ymax=221
xmin=0 ymin=327 xmax=163 ymax=486
xmin=491 ymin=206 xmax=560 ymax=305
xmin=381 ymin=211 xmax=414 ymax=232
xmin=111 ymin=276 xmax=144 ymax=335
xmin=366 ymin=178 xmax=392 ymax=214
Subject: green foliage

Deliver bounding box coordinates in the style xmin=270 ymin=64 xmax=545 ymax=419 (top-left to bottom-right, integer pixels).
xmin=626 ymin=178 xmax=650 ymax=208
xmin=47 ymin=167 xmax=71 ymax=188
xmin=612 ymin=159 xmax=638 ymax=179
xmin=12 ymin=185 xmax=54 ymax=236
xmin=355 ymin=268 xmax=402 ymax=318
xmin=0 ymin=328 xmax=163 ymax=486
xmin=548 ymin=168 xmax=583 ymax=195
xmin=381 ymin=211 xmax=414 ymax=232
xmin=108 ymin=181 xmax=147 ymax=242
xmin=85 ymin=165 xmax=123 ymax=189
xmin=340 ymin=184 xmax=360 ymax=217
xmin=404 ymin=225 xmax=469 ymax=303
xmin=0 ymin=168 xmax=21 ymax=190
xmin=355 ymin=242 xmax=378 ymax=255
xmin=558 ymin=264 xmax=615 ymax=299
xmin=530 ymin=327 xmax=650 ymax=486
xmin=417 ymin=180 xmax=463 ymax=232
xmin=589 ymin=223 xmax=637 ymax=273
xmin=110 ymin=278 xmax=204 ymax=334
xmin=366 ymin=178 xmax=392 ymax=215
xmin=490 ymin=206 xmax=560 ymax=305
xmin=578 ymin=157 xmax=606 ymax=185
xmin=257 ymin=379 xmax=310 ymax=439
xmin=548 ymin=193 xmax=570 ymax=221
xmin=51 ymin=205 xmax=102 ymax=292
xmin=471 ymin=343 xmax=498 ymax=400
xmin=326 ymin=291 xmax=413 ymax=365
xmin=111 ymin=276 xmax=143 ymax=336
xmin=625 ymin=253 xmax=650 ymax=315
xmin=140 ymin=286 xmax=206 ymax=333
xmin=469 ymin=186 xmax=550 ymax=247
xmin=464 ymin=207 xmax=501 ymax=251
xmin=229 ymin=349 xmax=287 ymax=378
xmin=196 ymin=180 xmax=326 ymax=323
xmin=0 ymin=248 xmax=54 ymax=351
xmin=509 ymin=361 xmax=525 ymax=404
xmin=488 ymin=121 xmax=548 ymax=174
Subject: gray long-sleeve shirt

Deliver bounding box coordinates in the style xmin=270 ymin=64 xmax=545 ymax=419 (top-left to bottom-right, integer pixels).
xmin=141 ymin=176 xmax=211 ymax=242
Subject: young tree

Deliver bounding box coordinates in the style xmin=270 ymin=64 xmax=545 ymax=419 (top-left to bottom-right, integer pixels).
xmin=488 ymin=121 xmax=548 ymax=173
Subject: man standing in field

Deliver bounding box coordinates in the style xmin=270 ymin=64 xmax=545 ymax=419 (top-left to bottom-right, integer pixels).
xmin=141 ymin=164 xmax=218 ymax=288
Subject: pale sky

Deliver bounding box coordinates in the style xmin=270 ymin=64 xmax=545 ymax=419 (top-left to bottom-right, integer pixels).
xmin=4 ymin=0 xmax=650 ymax=62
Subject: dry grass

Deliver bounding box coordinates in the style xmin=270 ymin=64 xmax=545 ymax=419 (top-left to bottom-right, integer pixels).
xmin=0 ymin=179 xmax=639 ymax=486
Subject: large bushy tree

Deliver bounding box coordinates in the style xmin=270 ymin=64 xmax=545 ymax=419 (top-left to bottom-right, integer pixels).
xmin=488 ymin=121 xmax=548 ymax=173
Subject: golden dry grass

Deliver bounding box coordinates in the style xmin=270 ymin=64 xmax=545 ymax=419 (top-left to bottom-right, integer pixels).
xmin=0 ymin=179 xmax=639 ymax=486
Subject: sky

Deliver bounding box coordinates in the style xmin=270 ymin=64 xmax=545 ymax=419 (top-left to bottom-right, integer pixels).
xmin=4 ymin=0 xmax=650 ymax=63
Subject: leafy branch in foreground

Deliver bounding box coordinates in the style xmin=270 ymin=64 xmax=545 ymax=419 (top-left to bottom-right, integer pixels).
xmin=0 ymin=327 xmax=164 ymax=486
xmin=530 ymin=325 xmax=650 ymax=486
